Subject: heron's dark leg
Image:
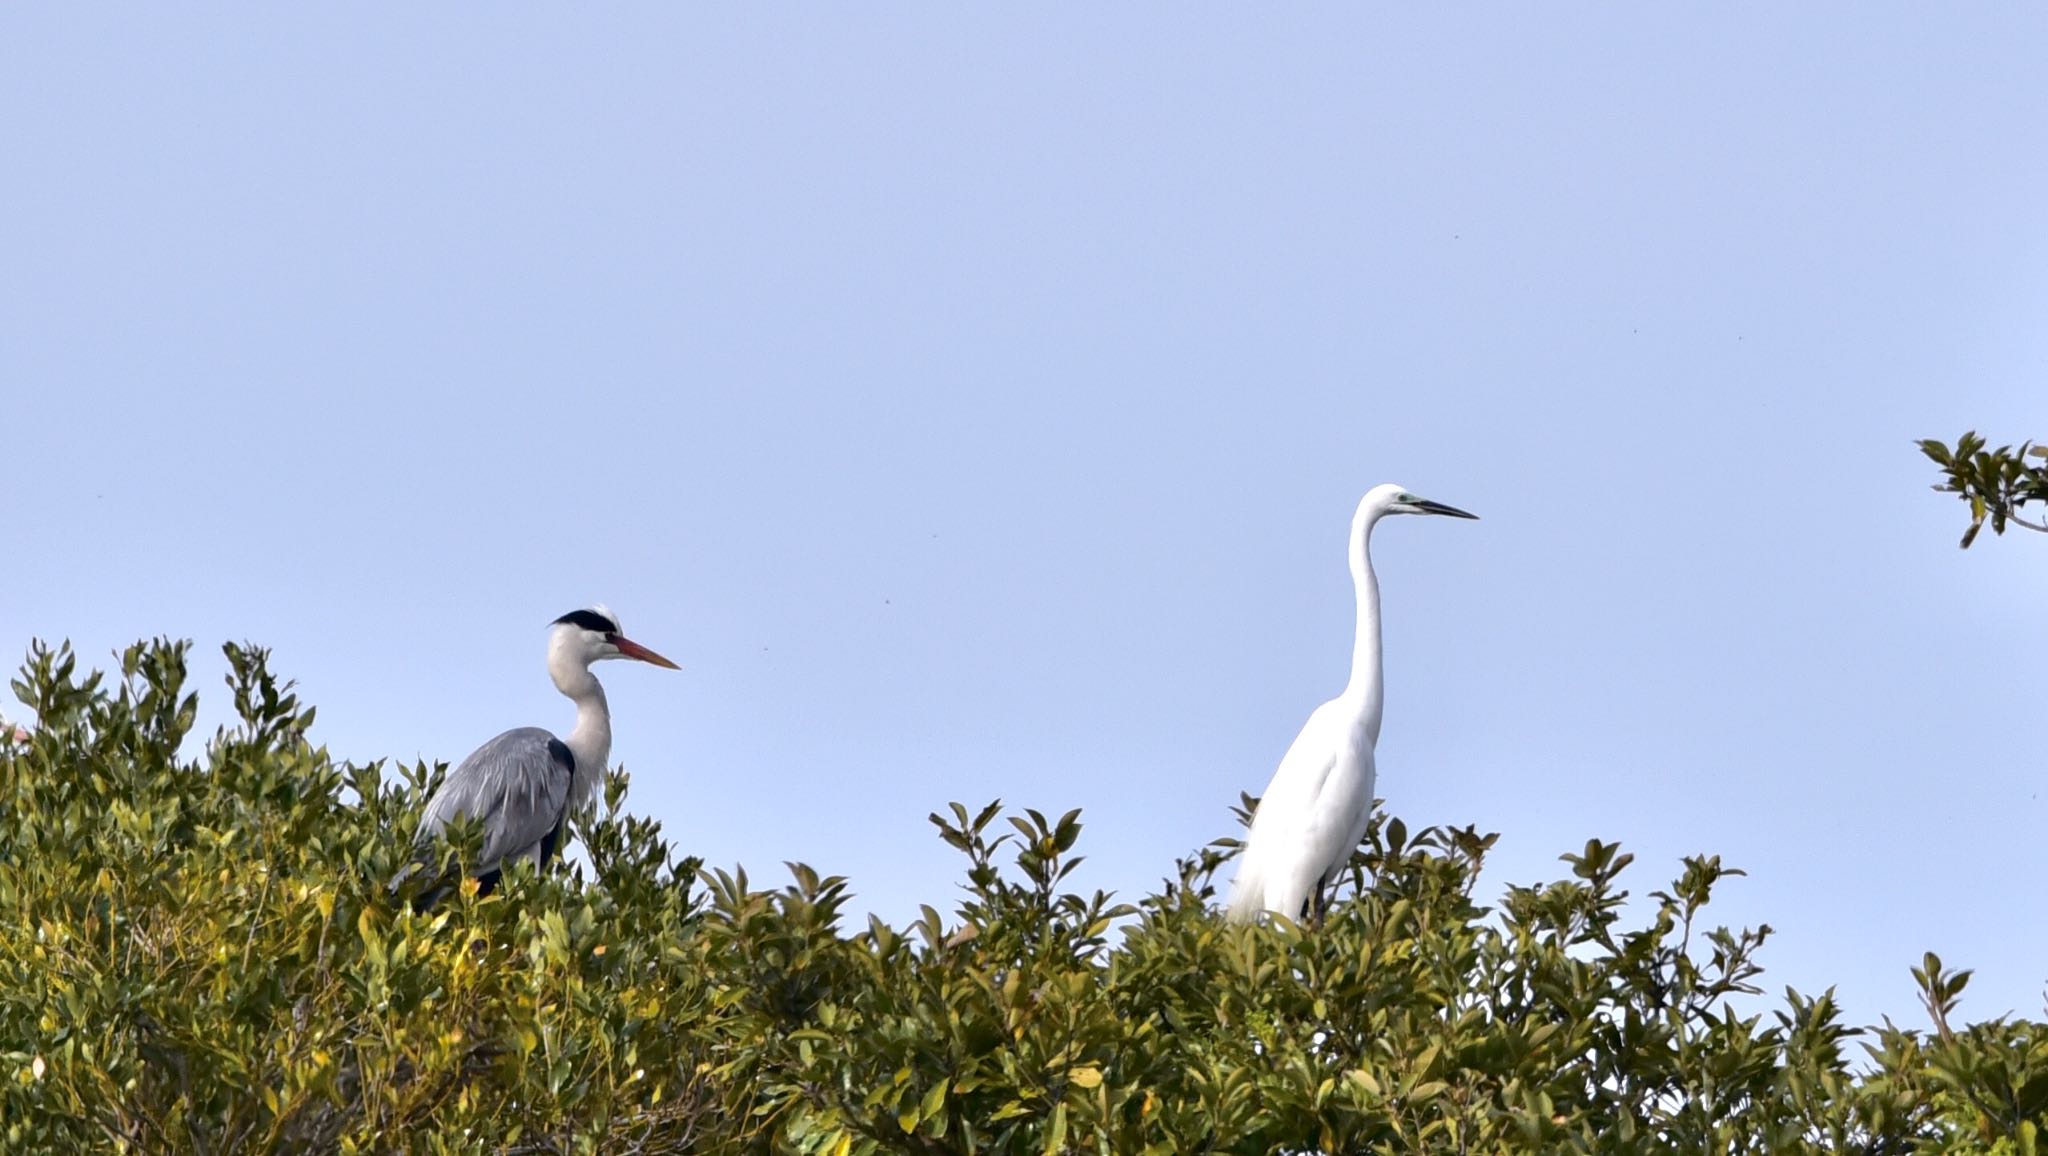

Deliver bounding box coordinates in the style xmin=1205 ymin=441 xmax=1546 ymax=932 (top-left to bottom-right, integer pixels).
xmin=538 ymin=817 xmax=564 ymax=870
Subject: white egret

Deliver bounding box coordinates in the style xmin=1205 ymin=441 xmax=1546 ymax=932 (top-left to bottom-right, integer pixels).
xmin=396 ymin=606 xmax=679 ymax=907
xmin=1224 ymin=485 xmax=1476 ymax=925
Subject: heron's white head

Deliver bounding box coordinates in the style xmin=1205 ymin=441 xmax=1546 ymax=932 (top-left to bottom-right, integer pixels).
xmin=1364 ymin=482 xmax=1480 ymax=522
xmin=547 ymin=605 xmax=681 ymax=673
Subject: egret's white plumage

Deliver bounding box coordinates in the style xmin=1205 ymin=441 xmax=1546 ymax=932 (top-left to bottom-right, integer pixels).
xmin=1224 ymin=484 xmax=1475 ymax=924
xmin=397 ymin=606 xmax=678 ymax=906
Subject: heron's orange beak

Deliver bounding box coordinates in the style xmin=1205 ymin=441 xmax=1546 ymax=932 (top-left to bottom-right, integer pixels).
xmin=612 ymin=635 xmax=681 ymax=669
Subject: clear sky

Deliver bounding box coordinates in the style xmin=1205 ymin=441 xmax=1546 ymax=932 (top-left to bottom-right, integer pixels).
xmin=5 ymin=7 xmax=2044 ymax=1031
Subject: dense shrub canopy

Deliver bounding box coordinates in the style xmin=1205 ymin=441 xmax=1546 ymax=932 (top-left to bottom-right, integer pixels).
xmin=2 ymin=639 xmax=2043 ymax=1153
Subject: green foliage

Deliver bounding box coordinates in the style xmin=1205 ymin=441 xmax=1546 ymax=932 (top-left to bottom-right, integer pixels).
xmin=4 ymin=640 xmax=2046 ymax=1152
xmin=1919 ymin=432 xmax=2048 ymax=548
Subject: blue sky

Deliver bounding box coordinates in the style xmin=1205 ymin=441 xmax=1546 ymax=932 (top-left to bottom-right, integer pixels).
xmin=5 ymin=7 xmax=2045 ymax=1030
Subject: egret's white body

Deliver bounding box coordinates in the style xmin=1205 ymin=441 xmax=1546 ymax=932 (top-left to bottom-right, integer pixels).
xmin=396 ymin=606 xmax=678 ymax=907
xmin=1224 ymin=484 xmax=1475 ymax=924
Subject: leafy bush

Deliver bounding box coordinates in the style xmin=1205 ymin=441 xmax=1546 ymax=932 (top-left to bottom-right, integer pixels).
xmin=1920 ymin=432 xmax=2048 ymax=548
xmin=3 ymin=639 xmax=2044 ymax=1153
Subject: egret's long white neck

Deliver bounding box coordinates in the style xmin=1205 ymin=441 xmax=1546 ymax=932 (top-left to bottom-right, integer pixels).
xmin=1342 ymin=504 xmax=1386 ymax=745
xmin=548 ymin=646 xmax=611 ymax=813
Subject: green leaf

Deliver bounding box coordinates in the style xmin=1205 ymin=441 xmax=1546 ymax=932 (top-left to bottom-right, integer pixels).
xmin=1041 ymin=1103 xmax=1068 ymax=1155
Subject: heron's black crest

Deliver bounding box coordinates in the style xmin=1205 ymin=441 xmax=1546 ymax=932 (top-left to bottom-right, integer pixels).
xmin=553 ymin=608 xmax=619 ymax=634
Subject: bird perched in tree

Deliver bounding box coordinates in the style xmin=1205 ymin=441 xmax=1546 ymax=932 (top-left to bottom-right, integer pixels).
xmin=396 ymin=606 xmax=678 ymax=908
xmin=1225 ymin=485 xmax=1476 ymax=925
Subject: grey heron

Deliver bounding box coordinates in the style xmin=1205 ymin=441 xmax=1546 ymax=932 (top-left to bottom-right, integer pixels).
xmin=398 ymin=606 xmax=678 ymax=907
xmin=1224 ymin=484 xmax=1476 ymax=925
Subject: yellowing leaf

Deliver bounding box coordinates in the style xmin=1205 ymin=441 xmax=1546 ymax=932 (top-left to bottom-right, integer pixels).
xmin=920 ymin=1077 xmax=950 ymax=1122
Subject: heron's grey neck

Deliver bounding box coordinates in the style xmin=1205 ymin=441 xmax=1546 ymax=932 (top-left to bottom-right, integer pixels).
xmin=552 ymin=663 xmax=611 ymax=813
xmin=1343 ymin=510 xmax=1385 ymax=744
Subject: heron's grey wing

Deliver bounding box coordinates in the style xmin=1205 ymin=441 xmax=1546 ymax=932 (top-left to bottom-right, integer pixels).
xmin=416 ymin=727 xmax=574 ymax=874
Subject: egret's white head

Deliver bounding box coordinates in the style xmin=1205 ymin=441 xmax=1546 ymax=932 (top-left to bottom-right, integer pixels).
xmin=548 ymin=605 xmax=681 ymax=672
xmin=1365 ymin=482 xmax=1479 ymax=521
